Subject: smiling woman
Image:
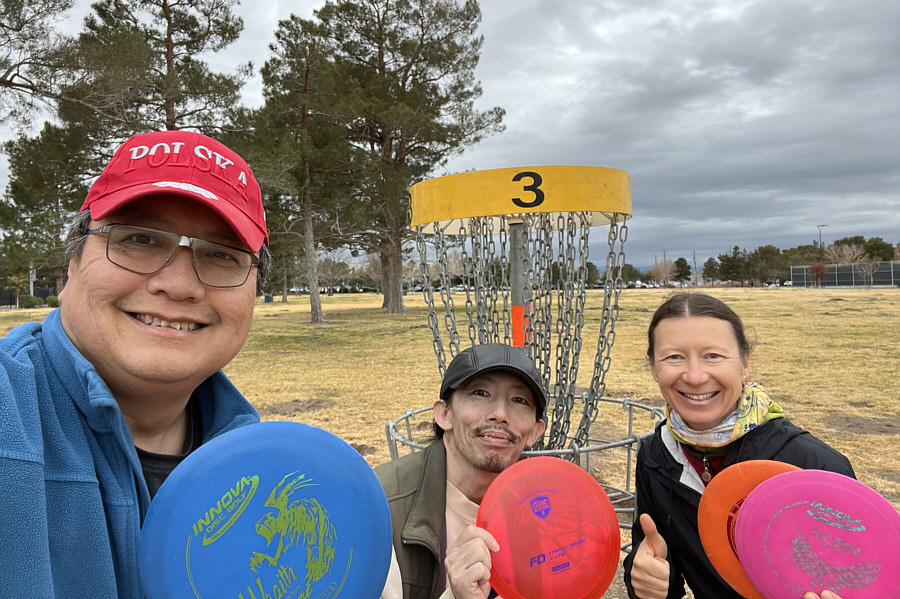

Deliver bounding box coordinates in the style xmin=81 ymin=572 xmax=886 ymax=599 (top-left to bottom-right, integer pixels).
xmin=650 ymin=315 xmax=750 ymax=433
xmin=623 ymin=292 xmax=856 ymax=599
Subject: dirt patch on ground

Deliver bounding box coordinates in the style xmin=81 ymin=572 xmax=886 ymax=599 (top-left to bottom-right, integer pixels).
xmin=351 ymin=443 xmax=376 ymax=456
xmin=823 ymin=414 xmax=899 ymax=435
xmin=874 ymin=470 xmax=900 ymax=485
xmin=257 ymin=398 xmax=336 ymax=418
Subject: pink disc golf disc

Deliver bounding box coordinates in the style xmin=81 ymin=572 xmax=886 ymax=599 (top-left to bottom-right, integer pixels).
xmin=735 ymin=469 xmax=900 ymax=599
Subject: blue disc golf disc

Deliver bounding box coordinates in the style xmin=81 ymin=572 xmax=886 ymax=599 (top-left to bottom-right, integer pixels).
xmin=139 ymin=421 xmax=391 ymax=599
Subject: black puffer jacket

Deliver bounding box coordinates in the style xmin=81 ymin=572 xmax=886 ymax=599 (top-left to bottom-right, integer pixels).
xmin=623 ymin=418 xmax=855 ymax=599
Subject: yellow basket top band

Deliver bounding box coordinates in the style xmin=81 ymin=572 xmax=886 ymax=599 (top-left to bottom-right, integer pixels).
xmin=409 ymin=165 xmax=631 ymax=230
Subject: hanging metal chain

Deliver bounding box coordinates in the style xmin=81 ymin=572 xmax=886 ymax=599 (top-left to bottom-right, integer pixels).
xmin=522 ymin=214 xmax=538 ymax=357
xmin=416 ymin=228 xmax=447 ymax=376
xmin=565 ymin=213 xmax=588 ymax=394
xmin=417 ymin=210 xmax=629 ymax=455
xmin=543 ymin=214 xmax=566 ymax=448
xmin=534 ymin=215 xmax=554 ymax=380
xmin=459 ymin=220 xmax=477 ymax=347
xmin=575 ymin=215 xmax=629 ymax=448
xmin=470 ymin=217 xmax=487 ymax=343
xmin=498 ymin=217 xmax=511 ymax=344
xmin=486 ymin=217 xmax=502 ymax=343
xmin=442 ymin=227 xmax=463 ymax=360
xmin=484 ymin=218 xmax=502 ymax=343
xmin=565 ymin=213 xmax=595 ymax=450
xmin=532 ymin=215 xmax=555 ymax=446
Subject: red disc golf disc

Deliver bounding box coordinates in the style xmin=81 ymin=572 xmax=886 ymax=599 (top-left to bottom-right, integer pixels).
xmin=736 ymin=469 xmax=900 ymax=599
xmin=698 ymin=459 xmax=800 ymax=598
xmin=476 ymin=456 xmax=620 ymax=599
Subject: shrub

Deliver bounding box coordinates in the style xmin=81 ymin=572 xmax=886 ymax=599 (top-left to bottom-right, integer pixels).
xmin=46 ymin=295 xmax=59 ymax=308
xmin=19 ymin=295 xmax=43 ymax=309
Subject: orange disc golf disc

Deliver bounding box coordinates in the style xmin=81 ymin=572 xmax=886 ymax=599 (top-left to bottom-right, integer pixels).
xmin=698 ymin=459 xmax=800 ymax=598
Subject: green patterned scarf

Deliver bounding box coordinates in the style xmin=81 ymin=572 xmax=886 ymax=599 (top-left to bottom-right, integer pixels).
xmin=666 ymin=382 xmax=784 ymax=449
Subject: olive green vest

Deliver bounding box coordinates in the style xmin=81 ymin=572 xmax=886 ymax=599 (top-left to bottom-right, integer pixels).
xmin=375 ymin=441 xmax=448 ymax=599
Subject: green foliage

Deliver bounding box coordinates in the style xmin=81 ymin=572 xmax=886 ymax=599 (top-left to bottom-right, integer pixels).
xmin=46 ymin=295 xmax=59 ymax=308
xmin=19 ymin=295 xmax=42 ymax=309
xmin=1 ymin=122 xmax=93 ymax=289
xmin=673 ymin=257 xmax=691 ymax=282
xmin=0 ymin=0 xmax=75 ymax=124
xmin=748 ymin=244 xmax=787 ymax=284
xmin=605 ymin=263 xmax=645 ymax=284
xmin=864 ymin=237 xmax=894 ymax=261
xmin=834 ymin=235 xmax=867 ymax=248
xmin=75 ymin=0 xmax=248 ymax=132
xmin=0 ymin=0 xmax=252 ymax=296
xmin=619 ymin=263 xmax=643 ymax=283
xmin=782 ymin=244 xmax=821 ymax=272
xmin=240 ymin=14 xmax=360 ymax=318
xmin=702 ymin=257 xmax=719 ymax=282
xmin=717 ymin=246 xmax=749 ymax=283
xmin=315 ymin=0 xmax=505 ymax=312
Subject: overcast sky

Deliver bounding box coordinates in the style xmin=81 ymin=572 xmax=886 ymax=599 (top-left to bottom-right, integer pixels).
xmin=55 ymin=0 xmax=900 ymax=268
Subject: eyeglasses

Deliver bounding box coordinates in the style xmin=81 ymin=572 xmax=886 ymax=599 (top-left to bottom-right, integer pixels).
xmin=87 ymin=224 xmax=258 ymax=288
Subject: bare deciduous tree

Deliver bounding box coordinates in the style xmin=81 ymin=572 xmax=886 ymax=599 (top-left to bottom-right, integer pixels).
xmin=824 ymin=243 xmax=864 ymax=265
xmin=854 ymin=257 xmax=880 ymax=287
xmin=650 ymin=259 xmax=676 ymax=285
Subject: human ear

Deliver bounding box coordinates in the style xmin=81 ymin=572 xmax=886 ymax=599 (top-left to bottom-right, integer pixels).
xmin=432 ymin=398 xmax=452 ymax=432
xmin=524 ymin=419 xmax=546 ymax=446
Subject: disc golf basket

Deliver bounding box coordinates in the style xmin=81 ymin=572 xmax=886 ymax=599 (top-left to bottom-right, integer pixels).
xmin=384 ymin=166 xmax=665 ymax=536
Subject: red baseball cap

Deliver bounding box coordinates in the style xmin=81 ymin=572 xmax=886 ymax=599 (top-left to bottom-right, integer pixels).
xmin=80 ymin=130 xmax=268 ymax=249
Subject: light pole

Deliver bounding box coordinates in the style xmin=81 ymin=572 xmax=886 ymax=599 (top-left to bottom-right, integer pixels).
xmin=817 ymin=224 xmax=828 ymax=251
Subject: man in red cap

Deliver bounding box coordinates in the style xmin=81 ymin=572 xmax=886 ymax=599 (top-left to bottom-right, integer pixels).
xmin=0 ymin=131 xmax=269 ymax=598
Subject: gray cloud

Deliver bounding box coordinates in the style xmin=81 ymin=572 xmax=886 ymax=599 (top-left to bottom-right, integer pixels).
xmin=15 ymin=0 xmax=897 ymax=270
xmin=437 ymin=0 xmax=899 ymax=267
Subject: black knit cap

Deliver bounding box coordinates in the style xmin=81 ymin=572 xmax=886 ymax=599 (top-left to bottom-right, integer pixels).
xmin=439 ymin=343 xmax=547 ymax=419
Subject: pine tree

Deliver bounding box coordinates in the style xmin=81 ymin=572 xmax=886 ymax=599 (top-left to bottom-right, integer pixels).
xmin=316 ymin=0 xmax=504 ymax=312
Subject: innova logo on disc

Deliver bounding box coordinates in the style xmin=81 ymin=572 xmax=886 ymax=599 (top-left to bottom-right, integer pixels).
xmin=184 ymin=471 xmax=351 ymax=599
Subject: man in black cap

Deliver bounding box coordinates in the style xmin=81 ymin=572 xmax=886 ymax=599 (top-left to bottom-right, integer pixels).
xmin=377 ymin=343 xmax=547 ymax=599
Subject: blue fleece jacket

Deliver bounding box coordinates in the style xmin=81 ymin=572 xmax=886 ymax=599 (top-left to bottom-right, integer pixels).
xmin=0 ymin=309 xmax=260 ymax=598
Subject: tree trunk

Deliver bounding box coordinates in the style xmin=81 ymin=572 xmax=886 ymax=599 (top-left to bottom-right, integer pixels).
xmin=304 ymin=192 xmax=325 ymax=324
xmin=296 ymin=71 xmax=325 ymax=324
xmin=381 ymin=237 xmax=406 ymax=313
xmin=379 ymin=252 xmax=390 ymax=309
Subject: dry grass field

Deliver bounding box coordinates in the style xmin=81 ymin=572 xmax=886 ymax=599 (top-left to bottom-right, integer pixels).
xmin=3 ymin=286 xmax=898 ymax=597
xmin=227 ymin=287 xmax=900 ymax=506
xmin=3 ymin=288 xmax=898 ymax=502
